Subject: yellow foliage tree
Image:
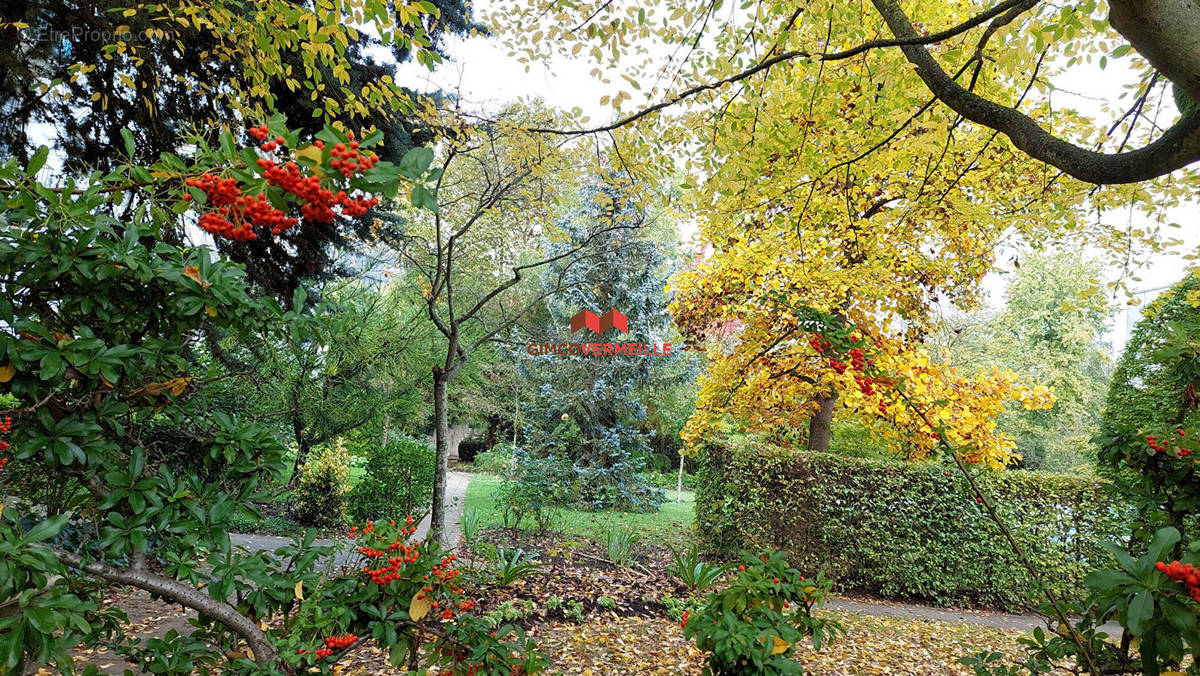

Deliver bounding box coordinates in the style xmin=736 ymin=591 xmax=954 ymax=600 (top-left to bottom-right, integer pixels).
xmin=661 ymin=2 xmax=1071 ymax=466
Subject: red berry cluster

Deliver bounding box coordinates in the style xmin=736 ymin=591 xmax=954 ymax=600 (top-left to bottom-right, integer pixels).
xmin=185 ymin=174 xmax=297 ymax=241
xmin=328 ymin=133 xmax=380 ymax=179
xmin=848 ymin=347 xmax=866 ymax=370
xmin=323 ymin=634 xmax=358 ymax=650
xmin=257 ymin=156 xmax=377 ymax=222
xmin=681 ymin=609 xmax=690 ymax=629
xmin=854 ymin=374 xmax=875 ymax=396
xmin=808 ymin=335 xmax=831 ymax=354
xmin=1156 ymin=560 xmax=1200 ymax=603
xmin=184 ymin=126 xmax=380 ymax=242
xmin=0 ymin=416 xmax=11 ymax=471
xmin=298 ymin=633 xmax=358 ymax=660
xmin=809 ymin=333 xmax=876 ymax=394
xmin=1146 ymin=429 xmax=1195 ymax=458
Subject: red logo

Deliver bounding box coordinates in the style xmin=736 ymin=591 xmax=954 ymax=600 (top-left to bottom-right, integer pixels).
xmin=570 ymin=309 xmax=628 ymax=335
xmin=524 ymin=308 xmax=670 ymax=357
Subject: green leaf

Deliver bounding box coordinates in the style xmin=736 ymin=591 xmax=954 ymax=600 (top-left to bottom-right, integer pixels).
xmin=1100 ymin=540 xmax=1139 ymax=572
xmin=292 ymin=287 xmax=307 ymax=312
xmin=25 ymin=607 xmax=56 ymax=633
xmin=121 ymin=128 xmax=136 ymax=157
xmin=398 ymin=146 xmax=434 ymax=179
xmin=1127 ymin=590 xmax=1154 ymax=636
xmin=411 ymin=184 xmax=438 ymax=212
xmin=23 ymin=513 xmax=70 ymax=544
xmin=27 ymin=146 xmax=50 ymax=175
xmin=1147 ymin=527 xmax=1181 ymax=564
xmin=1084 ymin=568 xmax=1138 ymax=591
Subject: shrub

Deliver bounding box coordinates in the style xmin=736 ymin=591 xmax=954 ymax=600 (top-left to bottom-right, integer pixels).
xmin=696 ymin=439 xmax=1131 ymax=611
xmin=346 ymin=436 xmax=435 ymax=523
xmin=496 ymin=451 xmax=574 ymax=532
xmin=682 ymin=550 xmax=840 ymax=675
xmin=291 ymin=439 xmax=352 ymax=527
xmin=472 ymin=445 xmax=515 ymax=474
xmin=571 ymin=463 xmax=665 ymax=512
xmin=1099 ymin=273 xmax=1200 ymax=544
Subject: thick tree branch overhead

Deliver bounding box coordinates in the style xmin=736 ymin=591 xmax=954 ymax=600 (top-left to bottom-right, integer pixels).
xmin=871 ymin=0 xmax=1200 ymax=184
xmin=530 ymin=0 xmax=1200 ymax=184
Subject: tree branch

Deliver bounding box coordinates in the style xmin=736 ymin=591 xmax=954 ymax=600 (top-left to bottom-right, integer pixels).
xmin=51 ymin=548 xmax=282 ymax=669
xmin=871 ymin=0 xmax=1200 ymax=184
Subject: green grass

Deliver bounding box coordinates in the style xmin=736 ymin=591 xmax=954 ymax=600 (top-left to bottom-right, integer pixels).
xmin=462 ymin=475 xmax=696 ymax=546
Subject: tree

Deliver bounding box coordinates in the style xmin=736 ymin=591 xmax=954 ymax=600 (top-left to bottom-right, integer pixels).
xmin=517 ymin=176 xmax=692 ymax=510
xmin=393 ymin=109 xmax=639 ymax=542
xmin=222 ymin=280 xmax=428 ymax=487
xmin=1100 ymin=272 xmax=1200 ymax=543
xmin=936 ymin=251 xmax=1115 ymax=470
xmin=656 ymin=3 xmax=1062 ymax=466
xmin=496 ymin=0 xmax=1200 ymax=185
xmin=0 ymin=0 xmax=477 ymax=297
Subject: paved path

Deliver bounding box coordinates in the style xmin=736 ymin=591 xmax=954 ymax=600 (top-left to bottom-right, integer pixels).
xmin=825 ymin=597 xmax=1121 ymax=634
xmin=230 ymin=470 xmax=472 ymax=566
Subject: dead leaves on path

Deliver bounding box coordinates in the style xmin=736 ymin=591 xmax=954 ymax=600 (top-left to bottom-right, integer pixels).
xmin=535 ymin=616 xmax=705 ymax=675
xmin=535 ymin=611 xmax=1046 ymax=675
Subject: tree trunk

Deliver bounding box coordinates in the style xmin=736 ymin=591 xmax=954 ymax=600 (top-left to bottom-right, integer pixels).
xmin=1109 ymin=0 xmax=1200 ymax=106
xmin=430 ymin=367 xmax=450 ymax=545
xmin=808 ymin=395 xmax=837 ymax=452
xmin=286 ymin=415 xmax=310 ymax=488
xmin=485 ymin=414 xmax=500 ymax=450
xmin=53 ymin=549 xmax=283 ymax=670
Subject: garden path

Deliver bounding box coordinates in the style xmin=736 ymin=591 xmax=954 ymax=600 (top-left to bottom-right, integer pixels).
xmin=229 ymin=469 xmax=472 ymax=563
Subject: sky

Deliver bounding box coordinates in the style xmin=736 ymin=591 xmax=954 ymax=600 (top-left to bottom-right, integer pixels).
xmin=391 ymin=3 xmax=1199 ymax=355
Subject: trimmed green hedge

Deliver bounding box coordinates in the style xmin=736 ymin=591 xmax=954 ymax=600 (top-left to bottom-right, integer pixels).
xmin=696 ymin=439 xmax=1132 ymax=611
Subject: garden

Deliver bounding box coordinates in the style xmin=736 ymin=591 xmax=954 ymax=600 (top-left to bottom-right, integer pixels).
xmin=2 ymin=0 xmax=1200 ymax=674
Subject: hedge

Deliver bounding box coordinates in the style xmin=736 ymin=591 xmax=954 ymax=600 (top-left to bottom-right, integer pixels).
xmin=696 ymin=439 xmax=1132 ymax=611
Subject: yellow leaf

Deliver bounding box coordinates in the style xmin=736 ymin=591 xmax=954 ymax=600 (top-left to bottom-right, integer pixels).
xmin=206 ymin=304 xmax=217 ymax=317
xmin=294 ymin=580 xmax=304 ymax=600
xmin=409 ymin=592 xmax=431 ymax=621
xmin=771 ymin=636 xmax=790 ymax=655
xmin=183 ymin=265 xmax=210 ymax=289
xmin=0 ymin=364 xmax=13 ymax=383
xmin=166 ymin=377 xmax=190 ymax=396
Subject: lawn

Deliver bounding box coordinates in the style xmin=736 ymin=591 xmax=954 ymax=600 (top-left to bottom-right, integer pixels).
xmin=462 ymin=474 xmax=696 ymax=546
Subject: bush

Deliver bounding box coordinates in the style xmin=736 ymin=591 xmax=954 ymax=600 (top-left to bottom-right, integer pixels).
xmin=291 ymin=439 xmax=351 ymax=527
xmin=696 ymin=439 xmax=1132 ymax=611
xmin=682 ymin=550 xmax=840 ymax=675
xmin=496 ymin=451 xmax=574 ymax=532
xmin=346 ymin=436 xmax=435 ymax=523
xmin=471 ymin=445 xmax=515 ymax=474
xmin=1099 ymin=273 xmax=1200 ymax=543
xmin=571 ymin=463 xmax=664 ymax=512
xmin=641 ymin=470 xmax=698 ymax=491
